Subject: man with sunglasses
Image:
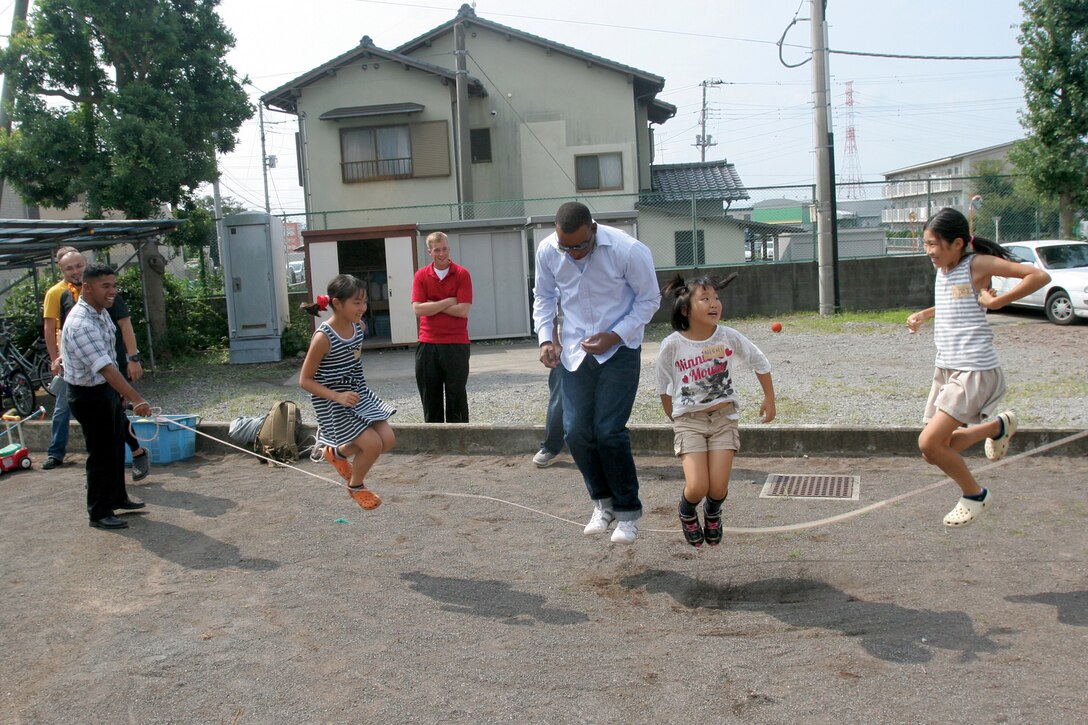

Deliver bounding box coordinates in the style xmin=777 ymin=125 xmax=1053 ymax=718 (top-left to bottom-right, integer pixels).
xmin=532 ymin=202 xmax=660 ymax=544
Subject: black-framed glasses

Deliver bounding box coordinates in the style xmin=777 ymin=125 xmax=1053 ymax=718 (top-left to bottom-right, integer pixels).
xmin=558 ymin=233 xmax=595 ymax=255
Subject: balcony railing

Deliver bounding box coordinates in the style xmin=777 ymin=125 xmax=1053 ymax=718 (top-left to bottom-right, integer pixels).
xmin=883 ymin=178 xmax=954 ymax=199
xmin=882 ymin=207 xmax=928 ymax=224
xmin=341 ymin=157 xmax=413 ymax=183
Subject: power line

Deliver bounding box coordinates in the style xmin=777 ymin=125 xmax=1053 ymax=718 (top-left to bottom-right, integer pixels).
xmin=830 ymin=49 xmax=1019 ymax=61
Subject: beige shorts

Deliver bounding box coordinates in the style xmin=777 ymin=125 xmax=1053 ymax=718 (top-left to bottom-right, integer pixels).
xmin=923 ymin=367 xmax=1007 ymax=425
xmin=673 ymin=404 xmax=740 ymax=456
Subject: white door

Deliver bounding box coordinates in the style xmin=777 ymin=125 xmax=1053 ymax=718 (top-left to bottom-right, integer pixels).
xmin=384 ymin=235 xmax=417 ymax=344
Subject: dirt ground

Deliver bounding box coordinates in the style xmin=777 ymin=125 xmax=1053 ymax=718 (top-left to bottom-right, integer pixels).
xmin=2 ymin=442 xmax=1087 ymax=724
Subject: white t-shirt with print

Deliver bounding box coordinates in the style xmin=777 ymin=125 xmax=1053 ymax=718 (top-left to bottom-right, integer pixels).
xmin=655 ymin=325 xmax=771 ymax=419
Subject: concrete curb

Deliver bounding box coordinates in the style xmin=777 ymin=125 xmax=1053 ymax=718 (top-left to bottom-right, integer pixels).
xmin=17 ymin=421 xmax=1088 ymax=459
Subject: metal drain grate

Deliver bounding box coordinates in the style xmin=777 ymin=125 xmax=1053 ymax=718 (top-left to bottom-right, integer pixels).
xmin=759 ymin=473 xmax=860 ymax=501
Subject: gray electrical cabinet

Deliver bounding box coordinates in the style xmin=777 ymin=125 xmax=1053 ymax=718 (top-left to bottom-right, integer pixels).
xmin=222 ymin=212 xmax=290 ymax=364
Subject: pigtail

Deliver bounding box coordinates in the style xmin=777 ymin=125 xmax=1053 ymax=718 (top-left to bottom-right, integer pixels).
xmin=967 ymin=235 xmax=1013 ymax=260
xmin=714 ymin=272 xmax=739 ymax=291
xmin=299 ymin=294 xmax=331 ymax=317
xmin=661 ymin=273 xmax=687 ymax=299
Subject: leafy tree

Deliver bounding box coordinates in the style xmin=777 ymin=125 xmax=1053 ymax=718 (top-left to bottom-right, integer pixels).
xmin=0 ymin=0 xmax=253 ymax=355
xmin=1009 ymin=0 xmax=1088 ymax=238
xmin=970 ymin=160 xmax=1039 ymax=242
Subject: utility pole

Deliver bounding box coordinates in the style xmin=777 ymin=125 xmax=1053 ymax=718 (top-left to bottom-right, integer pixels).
xmin=258 ymin=101 xmax=271 ymax=214
xmin=694 ymin=78 xmax=722 ymax=162
xmin=454 ymin=8 xmax=474 ymax=219
xmin=811 ymin=0 xmax=836 ymax=316
xmin=0 ymin=0 xmax=30 ymax=212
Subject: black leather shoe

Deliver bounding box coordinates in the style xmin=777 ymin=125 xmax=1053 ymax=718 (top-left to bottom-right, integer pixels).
xmin=41 ymin=457 xmax=61 ymax=470
xmin=115 ymin=499 xmax=146 ymax=510
xmin=89 ymin=516 xmax=129 ymax=529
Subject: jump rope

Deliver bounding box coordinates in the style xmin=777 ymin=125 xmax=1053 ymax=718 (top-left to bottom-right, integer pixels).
xmin=131 ymin=411 xmax=1088 ymax=537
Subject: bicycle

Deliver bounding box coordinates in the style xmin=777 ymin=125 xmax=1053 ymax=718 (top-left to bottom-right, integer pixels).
xmin=0 ymin=318 xmax=54 ymax=395
xmin=0 ymin=355 xmax=35 ymax=418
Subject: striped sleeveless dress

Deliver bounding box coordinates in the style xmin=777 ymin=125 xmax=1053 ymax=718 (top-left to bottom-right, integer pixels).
xmin=933 ymin=254 xmax=1000 ymax=371
xmin=311 ymin=321 xmax=396 ymax=446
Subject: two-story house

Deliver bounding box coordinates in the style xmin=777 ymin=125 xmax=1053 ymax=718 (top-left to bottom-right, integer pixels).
xmin=261 ymin=4 xmax=679 ymax=343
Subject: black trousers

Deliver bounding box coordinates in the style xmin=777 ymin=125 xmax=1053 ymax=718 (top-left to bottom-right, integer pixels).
xmin=68 ymin=382 xmax=130 ymax=521
xmin=415 ymin=342 xmax=470 ymax=423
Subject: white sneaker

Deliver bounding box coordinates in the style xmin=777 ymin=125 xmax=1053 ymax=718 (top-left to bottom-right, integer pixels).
xmin=532 ymin=448 xmax=560 ymax=468
xmin=610 ymin=520 xmax=638 ymax=544
xmin=583 ymin=507 xmax=615 ymax=535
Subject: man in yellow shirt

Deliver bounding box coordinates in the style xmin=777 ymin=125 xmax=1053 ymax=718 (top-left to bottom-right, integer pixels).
xmin=42 ymin=246 xmax=86 ymax=469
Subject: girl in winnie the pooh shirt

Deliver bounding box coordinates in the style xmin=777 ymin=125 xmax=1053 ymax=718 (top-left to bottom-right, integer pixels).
xmin=655 ymin=274 xmax=775 ymax=548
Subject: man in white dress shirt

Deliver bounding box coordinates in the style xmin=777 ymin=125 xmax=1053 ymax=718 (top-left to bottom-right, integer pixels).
xmin=532 ymin=202 xmax=661 ymax=544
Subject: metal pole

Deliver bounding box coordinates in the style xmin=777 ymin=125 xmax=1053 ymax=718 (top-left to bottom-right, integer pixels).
xmin=454 ymin=20 xmax=473 ymax=219
xmin=259 ymin=103 xmax=271 ymax=214
xmin=811 ymin=0 xmax=835 ymax=315
xmin=699 ymin=82 xmax=708 ymax=163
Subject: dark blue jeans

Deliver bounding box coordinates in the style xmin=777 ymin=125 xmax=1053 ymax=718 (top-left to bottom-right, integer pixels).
xmin=561 ymin=346 xmax=641 ymax=521
xmin=47 ymin=376 xmax=70 ymax=461
xmin=540 ymin=365 xmax=565 ymax=454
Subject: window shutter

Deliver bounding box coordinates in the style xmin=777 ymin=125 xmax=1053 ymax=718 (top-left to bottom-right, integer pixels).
xmin=410 ymin=121 xmax=451 ymax=178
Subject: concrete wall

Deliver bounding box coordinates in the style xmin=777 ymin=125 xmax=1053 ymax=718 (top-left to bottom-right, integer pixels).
xmin=21 ymin=421 xmax=1088 ymax=458
xmin=650 ymin=254 xmax=935 ymax=322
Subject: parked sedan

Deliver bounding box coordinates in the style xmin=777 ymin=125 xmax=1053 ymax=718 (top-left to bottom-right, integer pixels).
xmin=993 ymin=240 xmax=1088 ymax=325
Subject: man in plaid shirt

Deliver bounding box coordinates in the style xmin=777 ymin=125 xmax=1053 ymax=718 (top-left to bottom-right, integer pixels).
xmin=60 ymin=262 xmax=154 ymax=530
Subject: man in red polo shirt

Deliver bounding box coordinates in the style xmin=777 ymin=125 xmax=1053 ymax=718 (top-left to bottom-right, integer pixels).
xmin=412 ymin=231 xmax=473 ymax=422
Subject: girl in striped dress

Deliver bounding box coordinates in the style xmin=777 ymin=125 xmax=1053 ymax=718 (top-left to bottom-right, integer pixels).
xmin=906 ymin=208 xmax=1049 ymax=528
xmin=300 ymin=275 xmax=396 ymax=510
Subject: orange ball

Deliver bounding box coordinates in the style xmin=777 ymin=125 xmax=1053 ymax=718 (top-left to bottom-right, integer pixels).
xmin=771 ymin=322 xmax=783 ymax=333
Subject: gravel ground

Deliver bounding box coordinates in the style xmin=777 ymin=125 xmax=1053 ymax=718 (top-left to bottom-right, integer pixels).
xmin=134 ymin=309 xmax=1088 ymax=430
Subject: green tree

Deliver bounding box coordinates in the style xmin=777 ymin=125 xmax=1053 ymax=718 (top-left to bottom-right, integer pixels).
xmin=0 ymin=0 xmax=253 ymax=355
xmin=1009 ymin=0 xmax=1088 ymax=238
xmin=970 ymin=160 xmax=1038 ymax=242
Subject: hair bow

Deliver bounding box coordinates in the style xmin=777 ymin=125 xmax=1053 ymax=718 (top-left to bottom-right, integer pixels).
xmin=316 ymin=294 xmax=330 ymax=311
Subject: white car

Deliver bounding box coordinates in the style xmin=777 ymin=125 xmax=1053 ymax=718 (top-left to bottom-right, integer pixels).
xmin=994 ymin=240 xmax=1088 ymax=325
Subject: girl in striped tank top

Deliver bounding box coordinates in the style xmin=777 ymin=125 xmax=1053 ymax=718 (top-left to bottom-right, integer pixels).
xmin=299 ymin=275 xmax=396 ymax=510
xmin=906 ymin=208 xmax=1050 ymax=528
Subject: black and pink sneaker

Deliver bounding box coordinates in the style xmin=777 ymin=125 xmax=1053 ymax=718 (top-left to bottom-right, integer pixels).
xmin=679 ymin=510 xmax=704 ymax=547
xmin=703 ymin=510 xmax=723 ymax=546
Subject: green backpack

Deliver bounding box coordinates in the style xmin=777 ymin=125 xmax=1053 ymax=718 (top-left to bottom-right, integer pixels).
xmin=254 ymin=401 xmax=302 ymax=464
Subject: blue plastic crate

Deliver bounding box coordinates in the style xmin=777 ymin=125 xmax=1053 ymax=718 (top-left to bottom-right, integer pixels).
xmin=373 ymin=314 xmax=391 ymax=338
xmin=125 ymin=414 xmax=198 ymax=465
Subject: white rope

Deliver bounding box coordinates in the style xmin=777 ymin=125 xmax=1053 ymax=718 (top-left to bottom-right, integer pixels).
xmin=157 ymin=415 xmax=1088 ymax=537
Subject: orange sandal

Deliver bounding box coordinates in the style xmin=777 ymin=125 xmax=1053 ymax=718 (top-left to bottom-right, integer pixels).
xmin=348 ymin=485 xmax=382 ymax=510
xmin=323 ymin=446 xmax=352 ymax=481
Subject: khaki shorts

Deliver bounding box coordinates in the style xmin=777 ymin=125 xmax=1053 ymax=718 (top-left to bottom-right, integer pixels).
xmin=673 ymin=404 xmax=740 ymax=456
xmin=923 ymin=367 xmax=1007 ymax=425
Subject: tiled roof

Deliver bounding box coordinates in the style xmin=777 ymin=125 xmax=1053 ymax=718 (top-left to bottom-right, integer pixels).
xmin=649 ymin=161 xmax=749 ymax=203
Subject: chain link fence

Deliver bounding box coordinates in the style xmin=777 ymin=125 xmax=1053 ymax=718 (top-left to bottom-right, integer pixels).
xmin=270 ymin=175 xmax=1082 ymax=292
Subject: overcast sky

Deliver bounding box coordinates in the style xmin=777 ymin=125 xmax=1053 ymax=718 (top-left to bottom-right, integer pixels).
xmin=2 ymin=0 xmax=1026 ymax=216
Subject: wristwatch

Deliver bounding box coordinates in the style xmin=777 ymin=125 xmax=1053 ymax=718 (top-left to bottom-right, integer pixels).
xmin=127 ymin=353 xmax=142 ymax=363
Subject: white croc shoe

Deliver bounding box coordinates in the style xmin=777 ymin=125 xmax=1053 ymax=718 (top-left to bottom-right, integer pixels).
xmin=943 ymin=489 xmax=992 ymax=528
xmin=984 ymin=411 xmax=1018 ymax=461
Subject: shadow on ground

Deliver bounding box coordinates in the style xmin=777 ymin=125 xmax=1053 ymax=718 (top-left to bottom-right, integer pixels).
xmin=402 ymin=571 xmax=589 ymax=626
xmin=622 ymin=569 xmax=1017 ymax=664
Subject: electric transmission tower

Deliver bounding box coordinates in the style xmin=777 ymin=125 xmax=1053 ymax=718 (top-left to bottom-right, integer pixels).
xmin=694 ymin=78 xmax=723 ymax=162
xmin=839 ymin=80 xmax=864 ymax=199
